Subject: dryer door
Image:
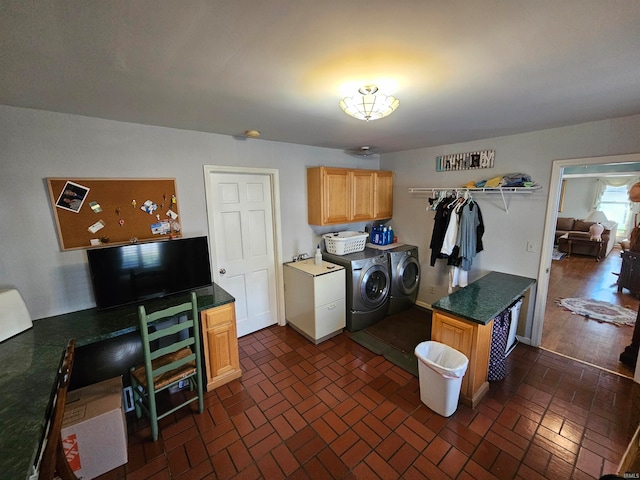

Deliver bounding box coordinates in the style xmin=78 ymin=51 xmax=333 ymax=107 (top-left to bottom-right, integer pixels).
xmin=357 ymin=264 xmax=390 ymax=309
xmin=397 ymin=256 xmax=420 ymax=295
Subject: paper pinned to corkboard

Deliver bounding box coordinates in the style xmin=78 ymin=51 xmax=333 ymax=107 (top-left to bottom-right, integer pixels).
xmin=47 ymin=178 xmax=181 ymax=250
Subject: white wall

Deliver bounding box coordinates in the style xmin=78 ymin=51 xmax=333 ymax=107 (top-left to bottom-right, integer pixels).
xmin=381 ymin=114 xmax=640 ymax=340
xmin=4 ymin=104 xmax=640 ymax=328
xmin=0 ymin=105 xmax=378 ymax=320
xmin=560 ymin=177 xmax=598 ymax=220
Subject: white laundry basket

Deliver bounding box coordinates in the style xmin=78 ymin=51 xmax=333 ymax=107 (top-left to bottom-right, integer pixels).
xmin=414 ymin=341 xmax=469 ymax=417
xmin=322 ymin=231 xmax=368 ymax=255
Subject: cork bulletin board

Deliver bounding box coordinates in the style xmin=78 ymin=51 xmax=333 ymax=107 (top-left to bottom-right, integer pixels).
xmin=47 ymin=178 xmax=181 ymax=250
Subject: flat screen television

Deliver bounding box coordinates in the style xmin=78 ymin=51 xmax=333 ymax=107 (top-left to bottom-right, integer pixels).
xmin=87 ymin=236 xmax=212 ymax=310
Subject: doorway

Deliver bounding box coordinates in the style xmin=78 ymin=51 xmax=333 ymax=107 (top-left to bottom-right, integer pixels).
xmin=204 ymin=165 xmax=285 ymax=337
xmin=532 ymin=153 xmax=640 ymax=367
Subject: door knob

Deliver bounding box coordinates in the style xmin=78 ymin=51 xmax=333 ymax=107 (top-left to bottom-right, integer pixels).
xmin=219 ymin=268 xmax=226 ymax=274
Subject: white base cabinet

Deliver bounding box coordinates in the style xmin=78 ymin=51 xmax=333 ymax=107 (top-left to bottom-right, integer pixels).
xmin=284 ymin=259 xmax=346 ymax=344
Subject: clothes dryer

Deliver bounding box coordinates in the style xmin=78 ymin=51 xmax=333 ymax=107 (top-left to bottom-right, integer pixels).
xmin=386 ymin=245 xmax=421 ymax=315
xmin=322 ymin=248 xmax=390 ymax=332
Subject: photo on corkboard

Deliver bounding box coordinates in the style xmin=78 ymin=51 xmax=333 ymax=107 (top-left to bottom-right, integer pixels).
xmin=55 ymin=181 xmax=90 ymax=213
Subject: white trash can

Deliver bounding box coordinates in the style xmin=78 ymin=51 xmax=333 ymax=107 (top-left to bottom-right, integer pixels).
xmin=414 ymin=341 xmax=469 ymax=417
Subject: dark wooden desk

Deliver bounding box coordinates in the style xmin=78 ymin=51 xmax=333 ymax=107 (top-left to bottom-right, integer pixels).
xmin=0 ymin=284 xmax=234 ymax=480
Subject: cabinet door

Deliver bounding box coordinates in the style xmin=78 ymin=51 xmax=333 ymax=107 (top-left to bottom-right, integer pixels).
xmin=633 ymin=253 xmax=640 ymax=291
xmin=207 ymin=322 xmax=238 ymax=378
xmin=351 ymin=170 xmax=375 ymax=221
xmin=620 ymin=253 xmax=632 ymax=291
xmin=432 ymin=312 xmax=474 ymax=358
xmin=431 ymin=311 xmax=493 ymax=408
xmin=314 ymin=297 xmax=346 ymax=339
xmin=374 ymin=171 xmax=394 ymax=220
xmin=201 ymin=303 xmax=241 ymax=390
xmin=620 ymin=252 xmax=640 ymax=293
xmin=431 ymin=312 xmax=474 ymax=401
xmin=323 ymin=168 xmax=351 ymax=224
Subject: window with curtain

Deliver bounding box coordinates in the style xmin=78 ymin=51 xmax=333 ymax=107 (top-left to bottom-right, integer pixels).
xmin=599 ymin=185 xmax=630 ymax=238
xmin=593 ymin=176 xmax=639 ymax=240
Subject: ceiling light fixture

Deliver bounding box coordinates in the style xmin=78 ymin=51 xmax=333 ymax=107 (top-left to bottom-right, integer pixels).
xmin=339 ymin=85 xmax=399 ymax=122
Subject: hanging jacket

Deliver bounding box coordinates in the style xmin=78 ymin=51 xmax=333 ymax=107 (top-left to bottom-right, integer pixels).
xmin=446 ymin=201 xmax=484 ymax=270
xmin=430 ymin=196 xmax=455 ymax=266
xmin=440 ymin=199 xmax=464 ymax=256
xmin=476 ymin=202 xmax=485 ymax=254
xmin=456 ymin=201 xmax=480 ymax=271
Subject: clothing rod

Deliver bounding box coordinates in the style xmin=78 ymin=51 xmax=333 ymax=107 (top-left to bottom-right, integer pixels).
xmin=408 ymin=185 xmax=541 ymax=194
xmin=409 ymin=185 xmax=541 ymax=214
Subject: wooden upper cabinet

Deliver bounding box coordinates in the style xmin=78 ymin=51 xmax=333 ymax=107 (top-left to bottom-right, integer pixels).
xmin=351 ymin=170 xmax=375 ymax=222
xmin=308 ymin=167 xmax=350 ymax=225
xmin=373 ymin=170 xmax=394 ymax=220
xmin=307 ymin=167 xmax=393 ymax=226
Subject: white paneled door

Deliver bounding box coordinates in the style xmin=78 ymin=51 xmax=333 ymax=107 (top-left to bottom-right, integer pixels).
xmin=205 ymin=170 xmax=278 ymax=337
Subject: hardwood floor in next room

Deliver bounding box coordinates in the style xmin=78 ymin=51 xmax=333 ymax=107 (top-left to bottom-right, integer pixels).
xmin=542 ymin=246 xmax=639 ymax=378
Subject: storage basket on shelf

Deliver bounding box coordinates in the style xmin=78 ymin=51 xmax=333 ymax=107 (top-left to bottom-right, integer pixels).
xmin=323 ymin=231 xmax=369 ymax=255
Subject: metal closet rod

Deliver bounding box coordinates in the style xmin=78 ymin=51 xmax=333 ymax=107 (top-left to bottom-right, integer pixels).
xmin=408 ymin=185 xmax=542 ymax=214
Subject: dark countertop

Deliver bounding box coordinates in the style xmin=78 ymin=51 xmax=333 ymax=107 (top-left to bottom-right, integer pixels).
xmin=0 ymin=284 xmax=234 ymax=480
xmin=431 ymin=271 xmax=536 ymax=325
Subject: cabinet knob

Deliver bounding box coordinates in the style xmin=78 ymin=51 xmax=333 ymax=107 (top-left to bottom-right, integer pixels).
xmin=219 ymin=268 xmax=226 ymax=275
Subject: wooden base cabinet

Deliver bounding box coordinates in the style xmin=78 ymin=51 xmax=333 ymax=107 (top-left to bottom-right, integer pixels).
xmin=619 ymin=250 xmax=640 ymax=296
xmin=431 ymin=311 xmax=493 ymax=408
xmin=201 ymin=302 xmax=242 ymax=391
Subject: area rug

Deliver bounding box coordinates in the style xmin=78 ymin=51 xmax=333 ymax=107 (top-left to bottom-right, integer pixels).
xmin=365 ymin=308 xmax=431 ymax=354
xmin=552 ymin=247 xmax=566 ymax=261
xmin=558 ymin=297 xmax=637 ymax=326
xmin=348 ymin=306 xmax=432 ymax=377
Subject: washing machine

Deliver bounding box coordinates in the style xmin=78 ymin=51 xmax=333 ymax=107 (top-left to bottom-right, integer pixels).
xmin=386 ymin=245 xmax=421 ymax=315
xmin=322 ymin=248 xmax=390 ymax=332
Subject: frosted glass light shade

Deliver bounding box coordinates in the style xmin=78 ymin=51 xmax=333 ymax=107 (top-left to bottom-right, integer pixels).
xmin=340 ymin=85 xmax=399 ymax=121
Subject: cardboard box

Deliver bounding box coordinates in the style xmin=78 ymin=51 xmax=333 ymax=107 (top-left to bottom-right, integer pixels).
xmin=61 ymin=376 xmax=128 ymax=480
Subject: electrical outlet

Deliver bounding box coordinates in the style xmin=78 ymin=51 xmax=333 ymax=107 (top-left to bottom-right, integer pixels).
xmin=122 ymin=386 xmax=135 ymax=413
xmin=429 ymin=285 xmax=436 ymax=294
xmin=526 ymin=241 xmax=538 ymax=253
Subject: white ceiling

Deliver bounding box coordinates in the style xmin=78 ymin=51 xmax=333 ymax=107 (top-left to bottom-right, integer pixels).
xmin=2 ymin=1 xmax=640 ymax=154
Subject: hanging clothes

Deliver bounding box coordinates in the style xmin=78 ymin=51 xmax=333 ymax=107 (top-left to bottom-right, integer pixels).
xmin=475 ymin=201 xmax=485 ymax=255
xmin=441 ymin=198 xmax=465 ymax=256
xmin=429 ymin=194 xmax=456 ymax=266
xmin=447 ymin=198 xmax=477 ymax=291
xmin=427 ymin=194 xmax=485 ymax=293
xmin=448 ymin=266 xmax=468 ymax=293
xmin=456 ymin=200 xmax=481 ymax=271
xmin=430 ymin=193 xmax=484 ymax=272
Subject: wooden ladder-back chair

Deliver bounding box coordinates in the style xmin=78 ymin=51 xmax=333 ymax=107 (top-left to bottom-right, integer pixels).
xmin=38 ymin=338 xmax=79 ymax=480
xmin=130 ymin=292 xmax=204 ymax=441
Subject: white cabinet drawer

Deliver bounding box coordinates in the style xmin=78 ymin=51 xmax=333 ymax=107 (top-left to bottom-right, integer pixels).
xmin=314 ymin=298 xmax=346 ymax=338
xmin=313 ymin=269 xmax=345 ymax=306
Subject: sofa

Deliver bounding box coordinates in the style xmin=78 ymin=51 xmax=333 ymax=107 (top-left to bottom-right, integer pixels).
xmin=555 ymin=217 xmax=618 ymax=261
